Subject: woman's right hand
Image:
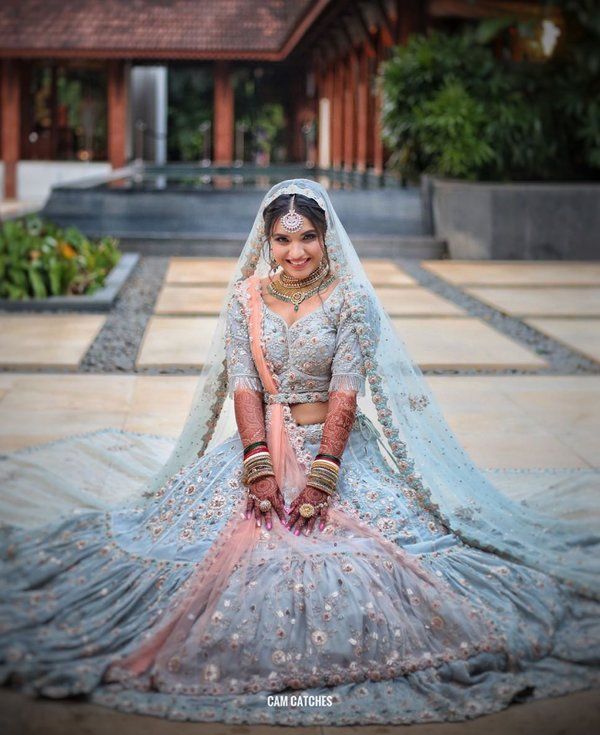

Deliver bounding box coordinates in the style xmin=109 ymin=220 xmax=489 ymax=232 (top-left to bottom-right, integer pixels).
xmin=246 ymin=475 xmax=286 ymax=530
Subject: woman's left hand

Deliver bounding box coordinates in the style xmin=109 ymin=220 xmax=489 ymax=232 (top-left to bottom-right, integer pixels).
xmin=287 ymin=485 xmax=330 ymax=535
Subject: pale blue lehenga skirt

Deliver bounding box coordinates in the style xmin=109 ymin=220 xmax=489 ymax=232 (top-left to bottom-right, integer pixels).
xmin=1 ymin=406 xmax=599 ymax=727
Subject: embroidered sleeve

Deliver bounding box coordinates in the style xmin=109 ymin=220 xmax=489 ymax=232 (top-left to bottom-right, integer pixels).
xmin=329 ymin=290 xmax=367 ymax=396
xmin=225 ymin=284 xmax=263 ymax=397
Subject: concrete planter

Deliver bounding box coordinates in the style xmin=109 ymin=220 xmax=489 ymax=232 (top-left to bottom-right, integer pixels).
xmin=422 ymin=175 xmax=600 ymax=260
xmin=0 ymin=253 xmax=139 ymax=312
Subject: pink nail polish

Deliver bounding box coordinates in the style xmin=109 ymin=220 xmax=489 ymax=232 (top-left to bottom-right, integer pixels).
xmin=294 ymin=529 xmax=300 ymax=536
xmin=267 ymin=523 xmax=272 ymax=530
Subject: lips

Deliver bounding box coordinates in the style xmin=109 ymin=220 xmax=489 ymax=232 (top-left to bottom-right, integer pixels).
xmin=287 ymin=258 xmax=310 ymax=267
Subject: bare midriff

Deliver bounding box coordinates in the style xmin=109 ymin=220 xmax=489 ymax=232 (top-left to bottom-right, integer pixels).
xmin=290 ymin=400 xmax=329 ymax=425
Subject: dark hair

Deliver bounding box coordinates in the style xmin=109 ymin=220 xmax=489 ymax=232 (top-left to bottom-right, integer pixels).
xmin=261 ymin=193 xmax=335 ymax=324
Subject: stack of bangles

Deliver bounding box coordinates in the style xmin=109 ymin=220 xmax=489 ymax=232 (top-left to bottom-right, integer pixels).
xmin=307 ymin=452 xmax=341 ymax=496
xmin=241 ymin=440 xmax=275 ymax=486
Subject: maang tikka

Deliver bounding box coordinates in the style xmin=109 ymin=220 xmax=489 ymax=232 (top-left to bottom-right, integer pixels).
xmin=280 ymin=194 xmax=304 ymax=233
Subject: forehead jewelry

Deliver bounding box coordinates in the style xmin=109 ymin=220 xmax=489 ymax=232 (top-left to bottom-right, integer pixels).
xmin=280 ymin=194 xmax=304 ymax=233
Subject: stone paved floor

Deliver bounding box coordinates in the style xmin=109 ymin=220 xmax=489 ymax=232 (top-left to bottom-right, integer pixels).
xmin=1 ymin=686 xmax=598 ymax=734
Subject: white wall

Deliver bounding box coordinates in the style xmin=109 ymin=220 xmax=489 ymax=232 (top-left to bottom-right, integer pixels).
xmin=318 ymin=97 xmax=331 ymax=169
xmin=3 ymin=161 xmax=112 ymax=205
xmin=130 ymin=66 xmax=168 ymax=163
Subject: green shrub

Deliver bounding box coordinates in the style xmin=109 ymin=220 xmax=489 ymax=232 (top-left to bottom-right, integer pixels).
xmin=0 ymin=216 xmax=122 ymax=300
xmin=380 ymin=14 xmax=599 ymax=182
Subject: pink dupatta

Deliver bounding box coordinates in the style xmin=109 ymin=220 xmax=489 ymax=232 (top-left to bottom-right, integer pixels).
xmin=245 ymin=274 xmax=307 ymax=494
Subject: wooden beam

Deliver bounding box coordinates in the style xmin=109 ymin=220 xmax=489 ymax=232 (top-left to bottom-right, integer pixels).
xmin=354 ymin=3 xmax=377 ymax=56
xmin=374 ymin=0 xmax=397 ymax=45
xmin=343 ymin=54 xmax=357 ymax=171
xmin=340 ymin=16 xmax=359 ymax=62
xmin=356 ymin=43 xmax=369 ymax=173
xmin=1 ymin=59 xmax=21 ymax=198
xmin=428 ymin=0 xmax=560 ymax=21
xmin=107 ymin=60 xmax=127 ymax=169
xmin=213 ymin=61 xmax=234 ymax=165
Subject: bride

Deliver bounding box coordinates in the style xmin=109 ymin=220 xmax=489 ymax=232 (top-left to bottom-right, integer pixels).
xmin=1 ymin=179 xmax=599 ymax=727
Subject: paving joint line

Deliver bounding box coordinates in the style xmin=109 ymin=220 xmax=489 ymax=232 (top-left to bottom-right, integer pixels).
xmin=397 ymin=258 xmax=600 ymax=376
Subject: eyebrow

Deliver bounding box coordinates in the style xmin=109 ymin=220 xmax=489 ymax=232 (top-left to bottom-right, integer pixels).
xmin=273 ymin=229 xmax=317 ymax=237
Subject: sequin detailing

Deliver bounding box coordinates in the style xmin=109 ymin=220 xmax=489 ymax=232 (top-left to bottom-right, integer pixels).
xmin=225 ymin=277 xmax=367 ymax=402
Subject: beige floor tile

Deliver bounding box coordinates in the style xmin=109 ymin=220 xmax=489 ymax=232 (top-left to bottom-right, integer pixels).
xmin=136 ymin=317 xmax=219 ymax=368
xmin=375 ymin=286 xmax=465 ymax=316
xmin=0 ymin=314 xmax=105 ymax=368
xmin=465 ymin=286 xmax=600 ymax=317
xmin=427 ymin=375 xmax=600 ymax=468
xmin=0 ymin=374 xmax=135 ymax=413
xmin=165 ymin=258 xmax=238 ymax=285
xmin=422 ymin=260 xmax=600 ymax=286
xmin=525 ymin=318 xmax=600 ymax=362
xmin=155 ymin=286 xmax=228 ymax=315
xmin=0 ymin=410 xmax=126 ymax=452
xmin=0 ymin=374 xmax=597 ymax=469
xmin=124 ymin=375 xmax=200 ymax=435
xmin=362 ymin=259 xmax=417 ymax=286
xmin=391 ymin=318 xmax=547 ymax=369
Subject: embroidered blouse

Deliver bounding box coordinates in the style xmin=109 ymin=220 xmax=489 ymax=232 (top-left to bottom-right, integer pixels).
xmin=225 ymin=276 xmax=367 ymax=404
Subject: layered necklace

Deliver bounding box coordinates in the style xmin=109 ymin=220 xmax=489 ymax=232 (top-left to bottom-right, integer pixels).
xmin=268 ymin=258 xmax=336 ymax=312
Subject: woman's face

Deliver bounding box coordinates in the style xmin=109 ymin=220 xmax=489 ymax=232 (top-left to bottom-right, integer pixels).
xmin=270 ymin=214 xmax=325 ymax=280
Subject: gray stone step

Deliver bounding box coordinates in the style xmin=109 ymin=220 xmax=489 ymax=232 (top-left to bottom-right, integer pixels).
xmin=116 ymin=234 xmax=446 ymax=259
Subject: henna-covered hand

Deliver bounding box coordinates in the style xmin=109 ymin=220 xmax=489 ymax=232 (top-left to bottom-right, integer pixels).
xmin=288 ymin=390 xmax=358 ymax=535
xmin=246 ymin=475 xmax=286 ymax=529
xmin=287 ymin=484 xmax=331 ymax=535
xmin=234 ymin=388 xmax=285 ymax=530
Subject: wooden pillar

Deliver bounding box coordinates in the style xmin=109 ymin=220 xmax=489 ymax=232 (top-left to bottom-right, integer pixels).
xmin=372 ymin=30 xmax=384 ymax=176
xmin=331 ymin=59 xmax=344 ymax=170
xmin=213 ymin=61 xmax=234 ymax=165
xmin=1 ymin=60 xmax=21 ymax=199
xmin=107 ymin=60 xmax=128 ymax=169
xmin=343 ymin=54 xmax=356 ymax=172
xmin=356 ymin=44 xmax=370 ymax=174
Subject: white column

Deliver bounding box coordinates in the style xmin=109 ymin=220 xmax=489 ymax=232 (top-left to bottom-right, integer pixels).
xmin=318 ymin=97 xmax=331 ymax=169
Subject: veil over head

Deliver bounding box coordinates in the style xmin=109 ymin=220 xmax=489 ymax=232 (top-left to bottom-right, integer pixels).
xmin=1 ymin=178 xmax=598 ymax=600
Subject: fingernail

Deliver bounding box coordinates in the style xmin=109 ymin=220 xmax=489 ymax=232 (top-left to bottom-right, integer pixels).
xmin=294 ymin=529 xmax=300 ymax=536
xmin=267 ymin=523 xmax=272 ymax=530
xmin=256 ymin=520 xmax=261 ymax=527
xmin=319 ymin=524 xmax=324 ymax=531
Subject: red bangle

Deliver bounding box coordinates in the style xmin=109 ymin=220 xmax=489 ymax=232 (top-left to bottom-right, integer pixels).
xmin=244 ymin=446 xmax=270 ymax=460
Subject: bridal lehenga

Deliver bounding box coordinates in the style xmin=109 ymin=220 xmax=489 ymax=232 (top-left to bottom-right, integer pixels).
xmin=1 ymin=179 xmax=599 ymax=726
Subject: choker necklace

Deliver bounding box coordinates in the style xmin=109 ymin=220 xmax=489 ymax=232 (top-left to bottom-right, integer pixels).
xmin=268 ymin=272 xmax=337 ymax=311
xmin=279 ymin=258 xmax=329 ymax=288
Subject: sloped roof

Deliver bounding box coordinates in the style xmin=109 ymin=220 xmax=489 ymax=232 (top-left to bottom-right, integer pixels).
xmin=0 ymin=0 xmax=329 ymax=59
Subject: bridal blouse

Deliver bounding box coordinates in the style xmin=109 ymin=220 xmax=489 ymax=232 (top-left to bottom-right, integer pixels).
xmin=226 ymin=277 xmax=368 ymax=405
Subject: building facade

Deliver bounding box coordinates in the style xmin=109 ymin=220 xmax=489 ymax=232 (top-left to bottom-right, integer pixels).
xmin=0 ymin=0 xmax=544 ymax=201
